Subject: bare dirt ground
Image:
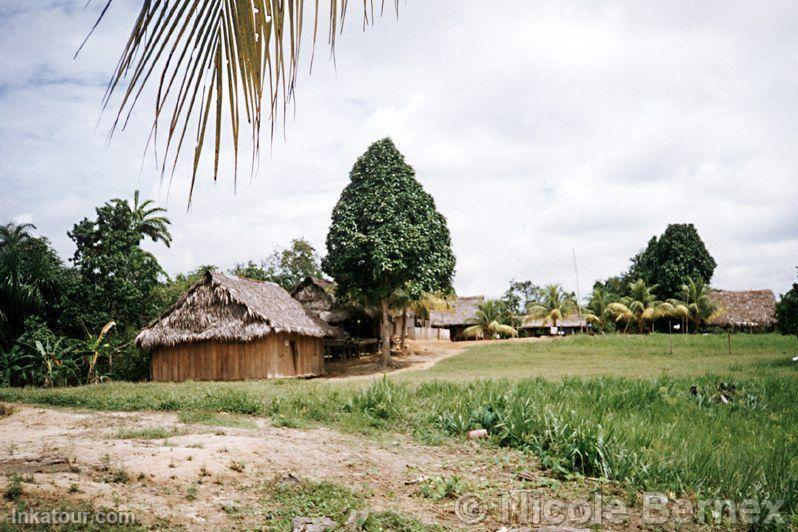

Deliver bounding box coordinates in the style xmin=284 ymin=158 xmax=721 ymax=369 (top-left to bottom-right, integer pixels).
xmin=0 ymin=403 xmax=653 ymax=531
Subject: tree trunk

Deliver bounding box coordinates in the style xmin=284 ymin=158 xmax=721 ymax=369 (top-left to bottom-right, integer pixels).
xmin=380 ymin=299 xmax=391 ymax=369
xmin=400 ymin=308 xmax=408 ymax=353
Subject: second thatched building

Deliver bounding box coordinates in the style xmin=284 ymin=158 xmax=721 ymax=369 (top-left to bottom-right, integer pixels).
xmin=137 ymin=272 xmax=327 ymax=382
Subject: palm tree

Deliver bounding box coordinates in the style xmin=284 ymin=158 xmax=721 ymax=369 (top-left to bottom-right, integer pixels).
xmin=525 ymin=284 xmax=577 ymax=329
xmin=680 ymin=277 xmax=720 ymax=332
xmin=112 ymin=191 xmax=172 ymax=247
xmin=463 ymin=300 xmax=518 ymax=340
xmin=583 ymin=286 xmax=614 ymax=331
xmin=607 ymin=279 xmax=661 ymax=334
xmin=91 ymin=1 xmax=397 ymax=203
xmin=0 ymin=223 xmax=61 ymax=345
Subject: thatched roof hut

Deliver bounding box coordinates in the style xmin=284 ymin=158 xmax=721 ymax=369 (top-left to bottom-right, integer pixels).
xmin=429 ymin=295 xmax=484 ymax=327
xmin=290 ymin=276 xmax=350 ymax=326
xmin=137 ymin=272 xmax=327 ymax=381
xmin=708 ymin=289 xmax=777 ymax=329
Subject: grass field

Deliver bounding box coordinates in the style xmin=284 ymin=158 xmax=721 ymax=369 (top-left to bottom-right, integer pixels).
xmin=1 ymin=334 xmax=797 ymax=526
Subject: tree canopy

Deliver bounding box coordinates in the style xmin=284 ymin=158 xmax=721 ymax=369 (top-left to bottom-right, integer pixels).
xmin=232 ymin=238 xmax=323 ymax=291
xmin=323 ymin=138 xmax=455 ymax=365
xmin=627 ymin=223 xmax=716 ymax=299
xmin=777 ymin=270 xmax=798 ymax=342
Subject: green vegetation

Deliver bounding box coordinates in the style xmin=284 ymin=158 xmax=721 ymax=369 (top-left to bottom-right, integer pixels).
xmin=2 ymin=335 xmax=796 ymax=524
xmin=322 ymin=138 xmax=456 ymax=367
xmin=462 ymin=299 xmax=517 ymax=339
xmin=231 ymin=238 xmax=323 ymax=291
xmin=114 ymin=427 xmax=179 ymax=440
xmin=777 ymin=271 xmax=798 ymax=343
xmin=262 ymin=479 xmax=439 ymax=531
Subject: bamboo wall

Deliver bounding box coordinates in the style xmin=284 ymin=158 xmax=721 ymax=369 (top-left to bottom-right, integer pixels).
xmin=151 ymin=333 xmax=324 ymax=382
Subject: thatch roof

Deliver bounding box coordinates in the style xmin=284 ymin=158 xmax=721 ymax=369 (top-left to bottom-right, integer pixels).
xmin=522 ymin=317 xmax=587 ymax=329
xmin=290 ymin=276 xmax=350 ymax=327
xmin=708 ymin=289 xmax=777 ymax=327
xmin=136 ymin=272 xmax=326 ymax=350
xmin=430 ymin=296 xmax=484 ymax=327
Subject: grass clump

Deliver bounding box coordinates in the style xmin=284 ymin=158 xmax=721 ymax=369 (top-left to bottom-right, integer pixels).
xmin=360 ymin=511 xmax=444 ymax=531
xmin=179 ymin=410 xmax=257 ymax=429
xmin=417 ymin=476 xmax=467 ymax=501
xmin=115 ymin=427 xmax=178 ymax=440
xmin=262 ymin=480 xmax=364 ymax=530
xmin=4 ymin=474 xmax=23 ymax=501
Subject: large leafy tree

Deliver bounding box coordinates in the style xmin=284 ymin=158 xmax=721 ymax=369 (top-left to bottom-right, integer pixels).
xmin=323 ymin=138 xmax=455 ymax=367
xmin=525 ymin=284 xmax=577 ymax=329
xmin=627 ymin=224 xmax=717 ymax=299
xmin=776 ymin=270 xmax=798 ymax=344
xmin=91 ymin=1 xmax=396 ymax=202
xmin=0 ymin=223 xmax=65 ymax=347
xmin=233 ymin=238 xmax=323 ymax=290
xmin=502 ymin=280 xmax=542 ymax=315
xmin=64 ymin=192 xmax=172 ymax=335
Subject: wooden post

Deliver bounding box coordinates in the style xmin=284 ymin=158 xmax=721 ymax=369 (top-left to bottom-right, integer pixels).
xmin=669 ymin=320 xmax=673 ymax=355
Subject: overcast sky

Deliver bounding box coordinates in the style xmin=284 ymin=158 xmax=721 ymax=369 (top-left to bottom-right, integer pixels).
xmin=1 ymin=1 xmax=797 ymax=299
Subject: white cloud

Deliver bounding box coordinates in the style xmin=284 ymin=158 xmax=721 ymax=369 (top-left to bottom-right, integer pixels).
xmin=1 ymin=1 xmax=797 ymax=300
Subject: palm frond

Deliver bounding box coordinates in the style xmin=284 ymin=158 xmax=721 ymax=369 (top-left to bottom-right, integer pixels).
xmin=92 ymin=0 xmax=398 ymax=205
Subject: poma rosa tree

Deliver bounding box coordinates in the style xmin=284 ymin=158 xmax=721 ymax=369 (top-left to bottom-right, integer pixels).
xmin=323 ymin=138 xmax=455 ymax=368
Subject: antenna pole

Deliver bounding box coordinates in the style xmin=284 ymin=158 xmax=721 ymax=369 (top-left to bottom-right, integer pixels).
xmin=572 ymin=247 xmax=584 ymax=333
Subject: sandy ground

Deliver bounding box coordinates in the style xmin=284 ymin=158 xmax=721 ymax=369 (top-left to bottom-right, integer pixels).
xmin=0 ymin=339 xmax=657 ymax=531
xmin=0 ymin=404 xmax=526 ymax=529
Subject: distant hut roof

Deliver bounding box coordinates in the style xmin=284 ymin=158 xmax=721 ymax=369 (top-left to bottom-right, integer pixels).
xmin=291 ymin=277 xmax=337 ymax=298
xmin=708 ymin=289 xmax=777 ymax=327
xmin=136 ymin=272 xmax=326 ymax=350
xmin=430 ymin=296 xmax=484 ymax=326
xmin=522 ymin=316 xmax=587 ymax=328
xmin=290 ymin=276 xmax=351 ymax=330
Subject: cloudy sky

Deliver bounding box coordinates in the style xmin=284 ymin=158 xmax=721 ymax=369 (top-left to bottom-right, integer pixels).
xmin=1 ymin=1 xmax=797 ymax=299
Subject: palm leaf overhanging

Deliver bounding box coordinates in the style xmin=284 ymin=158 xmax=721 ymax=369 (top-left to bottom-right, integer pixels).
xmin=91 ymin=1 xmax=398 ymax=204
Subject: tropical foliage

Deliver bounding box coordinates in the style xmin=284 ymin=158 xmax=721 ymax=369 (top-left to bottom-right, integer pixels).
xmin=583 ymin=286 xmax=615 ymax=331
xmin=92 ymin=0 xmax=395 ymax=202
xmin=525 ymin=284 xmax=577 ymax=328
xmin=0 ymin=223 xmax=64 ymax=347
xmin=776 ymin=270 xmax=798 ymax=342
xmin=463 ymin=300 xmax=518 ymax=340
xmin=232 ymin=238 xmax=323 ymax=290
xmin=679 ymin=277 xmax=720 ymax=332
xmin=323 ymin=138 xmax=455 ymax=367
xmin=627 ymin=223 xmax=717 ymax=299
xmin=607 ymin=279 xmax=662 ymax=334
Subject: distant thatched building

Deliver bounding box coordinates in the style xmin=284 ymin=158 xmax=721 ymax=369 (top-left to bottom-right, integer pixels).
xmin=137 ymin=272 xmax=327 ymax=382
xmin=429 ymin=295 xmax=484 ymax=341
xmin=708 ymin=289 xmax=777 ymax=331
xmin=522 ymin=316 xmax=587 ymax=335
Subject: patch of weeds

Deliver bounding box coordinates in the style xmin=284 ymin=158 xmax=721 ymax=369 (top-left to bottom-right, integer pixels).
xmin=222 ymin=501 xmax=240 ymax=515
xmin=229 ymin=460 xmax=245 ymax=473
xmin=68 ymin=483 xmax=81 ymax=494
xmin=186 ymin=483 xmax=198 ymax=501
xmin=271 ymin=414 xmax=303 ymax=429
xmin=0 ymin=403 xmax=15 ymax=417
xmin=186 ymin=442 xmax=204 ymax=449
xmin=95 ymin=454 xmax=130 ymax=484
xmin=115 ymin=427 xmax=178 ymax=440
xmin=4 ymin=474 xmax=23 ymax=501
xmin=417 ymin=476 xmax=467 ymax=501
xmin=360 ymin=510 xmax=444 ymax=532
xmin=412 ymin=426 xmax=446 ymax=446
xmin=263 ymin=479 xmax=365 ymax=529
xmin=179 ymin=410 xmax=257 ymax=429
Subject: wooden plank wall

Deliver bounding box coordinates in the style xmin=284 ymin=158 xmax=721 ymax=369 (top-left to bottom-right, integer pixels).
xmin=151 ymin=333 xmax=324 ymax=382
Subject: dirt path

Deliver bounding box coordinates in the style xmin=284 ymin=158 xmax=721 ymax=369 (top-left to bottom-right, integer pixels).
xmin=324 ymin=337 xmax=553 ymax=382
